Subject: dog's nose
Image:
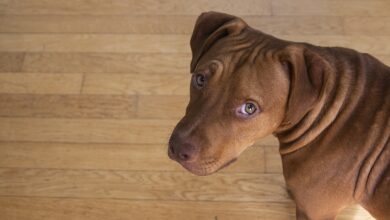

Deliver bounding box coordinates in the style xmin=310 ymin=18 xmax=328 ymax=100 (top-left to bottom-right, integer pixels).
xmin=169 ymin=141 xmax=199 ymax=162
xmin=177 ymin=143 xmax=198 ymax=162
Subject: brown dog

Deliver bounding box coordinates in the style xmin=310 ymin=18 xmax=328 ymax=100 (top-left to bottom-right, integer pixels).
xmin=168 ymin=12 xmax=390 ymax=219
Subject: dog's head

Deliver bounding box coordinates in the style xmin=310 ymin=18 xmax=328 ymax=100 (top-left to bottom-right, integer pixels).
xmin=168 ymin=12 xmax=327 ymax=175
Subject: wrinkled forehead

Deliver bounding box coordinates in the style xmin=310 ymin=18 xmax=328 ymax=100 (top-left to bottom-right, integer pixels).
xmin=194 ymin=47 xmax=281 ymax=105
xmin=197 ymin=59 xmax=265 ymax=97
xmin=194 ymin=51 xmax=233 ymax=75
xmin=193 ymin=34 xmax=258 ymax=71
xmin=195 ymin=46 xmax=271 ymax=80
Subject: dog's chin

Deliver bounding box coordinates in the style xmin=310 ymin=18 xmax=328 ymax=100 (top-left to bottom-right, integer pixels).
xmin=179 ymin=162 xmax=215 ymax=176
xmin=179 ymin=158 xmax=238 ymax=176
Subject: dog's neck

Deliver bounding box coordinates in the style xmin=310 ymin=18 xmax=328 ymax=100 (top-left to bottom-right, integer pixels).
xmin=274 ymin=48 xmax=368 ymax=155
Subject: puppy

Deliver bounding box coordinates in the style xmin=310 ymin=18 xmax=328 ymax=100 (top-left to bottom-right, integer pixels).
xmin=168 ymin=12 xmax=390 ymax=219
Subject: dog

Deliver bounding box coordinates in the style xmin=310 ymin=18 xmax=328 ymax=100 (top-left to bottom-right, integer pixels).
xmin=168 ymin=12 xmax=389 ymax=219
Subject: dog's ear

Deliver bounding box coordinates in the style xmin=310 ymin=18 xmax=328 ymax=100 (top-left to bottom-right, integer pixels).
xmin=190 ymin=11 xmax=247 ymax=72
xmin=280 ymin=45 xmax=329 ymax=126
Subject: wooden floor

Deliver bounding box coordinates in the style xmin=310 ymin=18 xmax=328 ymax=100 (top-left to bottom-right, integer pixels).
xmin=0 ymin=0 xmax=389 ymax=219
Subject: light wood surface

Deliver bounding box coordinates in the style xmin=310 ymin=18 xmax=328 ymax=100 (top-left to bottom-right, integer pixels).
xmin=1 ymin=0 xmax=388 ymax=219
xmin=0 ymin=73 xmax=83 ymax=94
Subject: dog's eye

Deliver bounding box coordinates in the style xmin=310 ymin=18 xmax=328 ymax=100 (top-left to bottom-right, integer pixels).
xmin=193 ymin=73 xmax=205 ymax=88
xmin=238 ymin=102 xmax=258 ymax=116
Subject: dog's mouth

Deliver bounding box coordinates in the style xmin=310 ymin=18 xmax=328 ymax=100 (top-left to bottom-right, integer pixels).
xmin=168 ymin=150 xmax=237 ymax=176
xmin=215 ymin=158 xmax=237 ymax=171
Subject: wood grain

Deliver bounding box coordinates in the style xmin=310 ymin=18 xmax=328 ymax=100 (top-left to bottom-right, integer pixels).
xmin=2 ymin=0 xmax=271 ymax=16
xmin=15 ymin=52 xmax=390 ymax=76
xmin=1 ymin=34 xmax=390 ymax=55
xmin=376 ymin=55 xmax=390 ymax=66
xmin=0 ymin=117 xmax=278 ymax=145
xmin=279 ymin=35 xmax=390 ymax=55
xmin=0 ymin=94 xmax=136 ymax=118
xmin=22 ymin=52 xmax=190 ymax=74
xmin=0 ymin=15 xmax=196 ymax=34
xmin=0 ymin=1 xmax=387 ymax=219
xmin=82 ymin=73 xmax=191 ymax=95
xmin=265 ymin=146 xmax=283 ymax=173
xmin=0 ymin=34 xmax=189 ymax=53
xmin=255 ymin=136 xmax=279 ymax=146
xmin=0 ymin=168 xmax=289 ymax=202
xmin=245 ymin=16 xmax=344 ymax=35
xmin=272 ymin=0 xmax=390 ymax=16
xmin=0 ymin=0 xmax=8 ymax=14
xmin=0 ymin=15 xmax=343 ymax=35
xmin=0 ymin=118 xmax=176 ymax=144
xmin=0 ymin=142 xmax=265 ymax=173
xmin=0 ymin=197 xmax=373 ymax=220
xmin=137 ymin=95 xmax=188 ymax=119
xmin=0 ymin=52 xmax=24 ymax=72
xmin=344 ymin=17 xmax=390 ymax=36
xmin=0 ymin=73 xmax=83 ymax=94
xmin=0 ymin=197 xmax=296 ymax=220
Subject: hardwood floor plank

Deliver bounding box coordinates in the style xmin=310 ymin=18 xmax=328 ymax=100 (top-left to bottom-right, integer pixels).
xmin=0 ymin=34 xmax=189 ymax=53
xmin=1 ymin=34 xmax=390 ymax=54
xmin=22 ymin=52 xmax=190 ymax=74
xmin=19 ymin=51 xmax=389 ymax=77
xmin=0 ymin=15 xmax=343 ymax=35
xmin=82 ymin=73 xmax=191 ymax=95
xmin=0 ymin=94 xmax=136 ymax=118
xmin=229 ymin=146 xmax=266 ymax=173
xmin=280 ymin=35 xmax=390 ymax=55
xmin=0 ymin=197 xmax=297 ymax=220
xmin=344 ymin=17 xmax=390 ymax=36
xmin=272 ymin=0 xmax=390 ymax=16
xmin=3 ymin=0 xmax=271 ymax=16
xmin=0 ymin=168 xmax=289 ymax=202
xmin=0 ymin=73 xmax=83 ymax=94
xmin=255 ymin=136 xmax=279 ymax=146
xmin=0 ymin=52 xmax=24 ymax=72
xmin=0 ymin=118 xmax=176 ymax=144
xmin=265 ymin=146 xmax=283 ymax=174
xmin=0 ymin=117 xmax=278 ymax=145
xmin=0 ymin=0 xmax=9 ymax=14
xmin=0 ymin=142 xmax=265 ymax=173
xmin=0 ymin=197 xmax=374 ymax=220
xmin=137 ymin=95 xmax=188 ymax=119
xmin=245 ymin=16 xmax=344 ymax=36
xmin=338 ymin=206 xmax=375 ymax=220
xmin=0 ymin=15 xmax=196 ymax=34
xmin=376 ymin=55 xmax=390 ymax=66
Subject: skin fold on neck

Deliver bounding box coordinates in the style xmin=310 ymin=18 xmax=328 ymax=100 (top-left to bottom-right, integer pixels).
xmin=274 ymin=47 xmax=368 ymax=155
